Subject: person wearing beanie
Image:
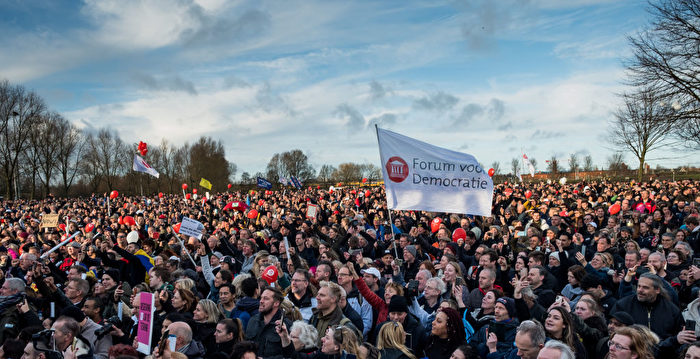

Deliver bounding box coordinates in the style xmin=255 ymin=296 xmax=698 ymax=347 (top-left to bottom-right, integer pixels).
xmin=374 ymin=296 xmax=427 ymax=354
xmin=60 ymin=305 xmax=113 ymax=359
xmin=471 ymin=297 xmax=519 ymax=357
xmin=401 ymin=244 xmax=420 ymax=281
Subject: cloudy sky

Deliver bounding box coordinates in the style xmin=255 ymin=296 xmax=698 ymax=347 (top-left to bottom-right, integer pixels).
xmin=1 ymin=0 xmax=687 ymax=177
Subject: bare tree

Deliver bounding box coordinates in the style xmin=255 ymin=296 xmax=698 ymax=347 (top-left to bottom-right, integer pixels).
xmin=490 ymin=161 xmax=501 ymax=175
xmin=547 ymin=156 xmax=559 ymax=174
xmin=0 ymin=82 xmax=44 ymax=198
xmin=55 ymin=119 xmax=84 ymax=196
xmin=609 ymin=87 xmax=674 ymax=181
xmin=608 ymin=152 xmax=627 ymax=174
xmin=334 ymin=163 xmax=363 ymax=182
xmin=317 ymin=164 xmax=336 ymax=182
xmin=360 ymin=163 xmax=381 ymax=182
xmin=626 ymin=0 xmax=700 ymax=146
xmin=85 ymin=128 xmax=128 ymax=191
xmin=510 ymin=158 xmax=520 ymax=176
xmin=583 ymin=155 xmax=594 ymax=171
xmin=568 ymin=153 xmax=579 ymax=173
xmin=266 ymin=149 xmax=315 ymax=182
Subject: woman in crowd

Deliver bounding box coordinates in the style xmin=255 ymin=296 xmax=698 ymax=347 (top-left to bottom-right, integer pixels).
xmin=277 ymin=320 xmax=320 ymax=359
xmin=172 ymin=288 xmax=197 ymax=318
xmin=423 ymin=308 xmax=466 ymax=359
xmin=561 ymin=265 xmax=586 ymax=307
xmin=442 ymin=261 xmax=468 ymax=303
xmin=464 ymin=288 xmax=502 ymax=334
xmin=544 ymin=307 xmax=586 ymax=359
xmin=607 ymin=326 xmax=657 ymax=359
xmin=193 ymin=299 xmax=223 ymax=355
xmin=471 ymin=297 xmax=518 ymax=357
xmin=376 ymin=321 xmax=416 ymax=359
xmin=572 ymin=298 xmax=607 ymax=359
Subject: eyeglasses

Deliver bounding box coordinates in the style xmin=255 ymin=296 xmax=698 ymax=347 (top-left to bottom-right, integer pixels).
xmin=608 ymin=340 xmax=630 ymax=351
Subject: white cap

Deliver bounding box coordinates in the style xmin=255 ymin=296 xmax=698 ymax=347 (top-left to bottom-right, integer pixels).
xmin=126 ymin=231 xmax=139 ymax=244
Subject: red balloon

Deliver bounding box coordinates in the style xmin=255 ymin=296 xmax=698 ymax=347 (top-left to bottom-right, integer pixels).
xmin=362 ymin=178 xmax=368 ymax=183
xmin=185 ymin=193 xmax=191 ymax=200
xmin=488 ymin=168 xmax=495 ymax=177
xmin=504 ymin=188 xmax=513 ymax=196
xmin=227 ymin=184 xmax=232 ymax=189
xmin=247 ymin=209 xmax=258 ymax=219
xmin=364 ymin=190 xmax=371 ymax=197
xmin=350 ymin=190 xmax=356 ymax=195
xmin=182 ymin=183 xmax=188 ymax=190
xmin=452 ymin=228 xmax=467 ymax=243
xmin=258 ymin=199 xmax=265 ymax=206
xmin=193 ymin=189 xmax=197 ymax=194
xmin=109 ymin=190 xmax=119 ymax=199
xmin=140 ymin=148 xmax=148 ymax=156
xmin=525 ymin=190 xmax=533 ymax=199
xmin=123 ymin=203 xmax=129 ymax=209
xmin=609 ymin=203 xmax=621 ymax=215
xmin=158 ymin=192 xmax=163 ymax=198
xmin=118 ymin=216 xmax=124 ymax=225
xmin=123 ymin=216 xmax=136 ymax=226
xmin=317 ymin=185 xmax=321 ymax=189
xmin=59 ymin=223 xmax=66 ymax=232
xmin=431 ymin=217 xmax=442 ymax=233
xmin=173 ymin=223 xmax=181 ymax=233
xmin=337 ymin=182 xmax=342 ymax=187
xmin=261 ymin=265 xmax=279 ymax=284
xmin=85 ymin=223 xmax=95 ymax=233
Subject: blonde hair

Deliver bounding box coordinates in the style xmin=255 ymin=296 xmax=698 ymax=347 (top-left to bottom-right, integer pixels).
xmin=377 ymin=322 xmax=416 ymax=359
xmin=232 ymin=273 xmax=251 ymax=298
xmin=196 ymin=299 xmax=222 ymax=324
xmin=612 ymin=326 xmax=658 ymax=359
xmin=333 ymin=326 xmax=361 ymax=357
xmin=175 ymin=278 xmax=195 ymax=292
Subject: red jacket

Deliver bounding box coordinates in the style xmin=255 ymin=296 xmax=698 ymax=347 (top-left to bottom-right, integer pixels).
xmin=354 ymin=278 xmax=387 ymax=325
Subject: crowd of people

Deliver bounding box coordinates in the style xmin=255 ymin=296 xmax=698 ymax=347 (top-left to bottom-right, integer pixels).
xmin=2 ymin=179 xmax=700 ymax=359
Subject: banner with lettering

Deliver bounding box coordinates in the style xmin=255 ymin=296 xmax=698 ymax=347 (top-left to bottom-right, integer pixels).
xmin=136 ymin=292 xmax=155 ymax=354
xmin=376 ymin=127 xmax=493 ymax=216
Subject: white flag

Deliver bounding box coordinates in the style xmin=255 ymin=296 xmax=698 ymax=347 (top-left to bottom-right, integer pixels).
xmin=133 ymin=154 xmax=160 ymax=178
xmin=522 ymin=154 xmax=535 ymax=177
xmin=376 ymin=127 xmax=493 ymax=216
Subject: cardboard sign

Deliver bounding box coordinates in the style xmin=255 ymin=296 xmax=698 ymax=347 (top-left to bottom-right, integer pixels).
xmin=306 ymin=204 xmax=318 ymax=220
xmin=179 ymin=217 xmax=204 ymax=240
xmin=136 ymin=292 xmax=155 ymax=355
xmin=40 ymin=214 xmax=59 ymax=228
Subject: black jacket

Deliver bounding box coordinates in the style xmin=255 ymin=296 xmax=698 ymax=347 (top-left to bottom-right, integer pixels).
xmin=611 ymin=293 xmax=682 ymax=339
xmin=244 ymin=309 xmax=292 ymax=359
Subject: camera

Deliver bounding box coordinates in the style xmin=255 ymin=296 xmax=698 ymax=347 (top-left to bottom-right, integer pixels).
xmin=404 ymin=280 xmax=419 ymax=300
xmin=94 ymin=316 xmax=122 ymax=339
xmin=31 ymin=329 xmax=63 ymax=359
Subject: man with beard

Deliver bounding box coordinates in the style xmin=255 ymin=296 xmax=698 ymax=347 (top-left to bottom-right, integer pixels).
xmin=611 ymin=273 xmax=682 ymax=340
xmin=286 ymin=269 xmax=316 ymax=322
xmin=244 ymin=287 xmax=291 ymax=359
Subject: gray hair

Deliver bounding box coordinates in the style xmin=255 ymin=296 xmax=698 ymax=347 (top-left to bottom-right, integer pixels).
xmin=232 ymin=273 xmax=251 ymax=298
xmin=648 ymin=252 xmax=666 ymax=263
xmin=417 ymin=269 xmax=432 ymax=280
xmin=4 ymin=278 xmax=25 ymax=294
xmin=290 ymin=321 xmax=318 ymax=349
xmin=543 ymin=340 xmax=575 ymax=359
xmin=426 ymin=277 xmax=446 ymax=294
xmin=676 ymin=241 xmax=694 ymax=257
xmin=520 ymin=287 xmax=537 ymax=301
xmin=517 ymin=320 xmax=545 ymax=347
xmin=639 ymin=272 xmax=669 ymax=300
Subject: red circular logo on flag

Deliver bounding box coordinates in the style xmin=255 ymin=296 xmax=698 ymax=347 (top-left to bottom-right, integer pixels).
xmin=385 ymin=156 xmax=409 ymax=183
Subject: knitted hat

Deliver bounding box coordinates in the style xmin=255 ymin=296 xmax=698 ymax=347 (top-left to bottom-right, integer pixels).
xmin=387 ymin=296 xmax=409 ymax=313
xmin=60 ymin=305 xmax=85 ymax=322
xmin=404 ymin=245 xmax=417 ymax=258
xmin=496 ymin=297 xmax=517 ymax=319
xmin=104 ymin=268 xmax=121 ymax=283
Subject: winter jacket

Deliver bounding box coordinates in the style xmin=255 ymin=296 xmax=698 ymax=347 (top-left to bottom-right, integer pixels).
xmin=375 ymin=312 xmax=426 ymax=354
xmin=193 ymin=321 xmax=217 ymax=357
xmin=354 ymin=278 xmax=388 ymax=326
xmin=345 ymin=285 xmax=372 ymax=338
xmin=611 ymin=293 xmax=683 ymax=339
xmin=231 ymin=296 xmax=259 ymax=329
xmin=287 ymin=290 xmax=317 ymax=322
xmin=244 ymin=309 xmax=292 ymax=359
xmin=178 ymin=339 xmax=206 ymax=359
xmin=471 ymin=318 xmax=519 ymax=358
xmin=422 ymin=336 xmax=462 ymax=359
xmin=378 ymin=348 xmax=412 ymax=359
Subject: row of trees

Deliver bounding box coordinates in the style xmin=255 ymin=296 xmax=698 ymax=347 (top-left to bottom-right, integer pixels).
xmin=609 ymin=0 xmax=700 ymax=180
xmin=0 ymin=80 xmax=385 ymax=198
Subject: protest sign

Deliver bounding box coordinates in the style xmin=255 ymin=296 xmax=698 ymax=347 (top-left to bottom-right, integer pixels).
xmin=179 ymin=217 xmax=204 ymax=239
xmin=136 ymin=292 xmax=155 ymax=355
xmin=40 ymin=214 xmax=59 ymax=228
xmin=376 ymin=126 xmax=493 ymax=216
xmin=306 ymin=204 xmax=318 ymax=220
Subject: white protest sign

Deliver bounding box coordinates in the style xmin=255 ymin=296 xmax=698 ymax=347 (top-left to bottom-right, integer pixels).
xmin=179 ymin=217 xmax=204 ymax=240
xmin=376 ymin=127 xmax=493 ymax=216
xmin=306 ymin=204 xmax=318 ymax=220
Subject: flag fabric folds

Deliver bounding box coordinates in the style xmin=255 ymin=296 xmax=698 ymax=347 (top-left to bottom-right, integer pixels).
xmin=290 ymin=176 xmax=303 ymax=189
xmin=376 ymin=127 xmax=493 ymax=216
xmin=522 ymin=154 xmax=535 ymax=177
xmin=133 ymin=155 xmax=160 ymax=178
xmin=199 ymin=178 xmax=212 ymax=190
xmin=257 ymin=177 xmax=273 ymax=189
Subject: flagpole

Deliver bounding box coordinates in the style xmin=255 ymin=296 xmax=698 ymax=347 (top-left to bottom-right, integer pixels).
xmin=374 ymin=125 xmax=400 ymax=261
